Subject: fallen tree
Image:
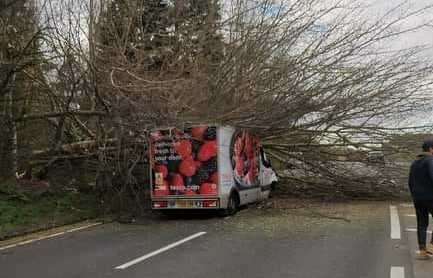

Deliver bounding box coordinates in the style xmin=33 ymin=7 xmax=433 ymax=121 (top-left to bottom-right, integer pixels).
xmin=92 ymin=0 xmax=433 ymax=200
xmin=3 ymin=0 xmax=433 ymax=208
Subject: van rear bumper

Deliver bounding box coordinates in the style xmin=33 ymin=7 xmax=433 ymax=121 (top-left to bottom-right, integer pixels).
xmin=152 ymin=198 xmax=220 ymax=209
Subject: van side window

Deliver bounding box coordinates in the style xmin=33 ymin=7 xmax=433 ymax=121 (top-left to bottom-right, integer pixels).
xmin=260 ymin=147 xmax=272 ymax=168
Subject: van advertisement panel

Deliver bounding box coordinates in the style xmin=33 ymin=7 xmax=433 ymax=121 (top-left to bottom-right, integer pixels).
xmin=150 ymin=126 xmax=219 ymax=197
xmin=231 ymin=130 xmax=260 ymax=188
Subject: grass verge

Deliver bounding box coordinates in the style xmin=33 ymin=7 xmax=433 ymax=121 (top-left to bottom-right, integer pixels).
xmin=0 ymin=186 xmax=100 ymax=240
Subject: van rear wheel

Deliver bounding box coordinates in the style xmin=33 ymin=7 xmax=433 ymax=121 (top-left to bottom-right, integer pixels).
xmin=271 ymin=181 xmax=277 ymax=191
xmin=223 ymin=192 xmax=239 ymax=216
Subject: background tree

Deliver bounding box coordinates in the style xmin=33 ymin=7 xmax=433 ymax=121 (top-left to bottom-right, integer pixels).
xmin=0 ymin=0 xmax=44 ymax=180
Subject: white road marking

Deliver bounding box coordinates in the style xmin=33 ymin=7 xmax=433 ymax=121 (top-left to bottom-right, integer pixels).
xmin=390 ymin=266 xmax=405 ymax=278
xmin=115 ymin=231 xmax=207 ymax=270
xmin=405 ymin=228 xmax=432 ymax=234
xmin=0 ymin=222 xmax=102 ymax=251
xmin=390 ymin=206 xmax=401 ymax=239
xmin=405 ymin=214 xmax=433 ymax=218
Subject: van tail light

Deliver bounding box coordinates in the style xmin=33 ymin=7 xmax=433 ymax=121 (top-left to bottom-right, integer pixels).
xmin=203 ymin=200 xmax=218 ymax=208
xmin=153 ymin=201 xmax=168 ymax=208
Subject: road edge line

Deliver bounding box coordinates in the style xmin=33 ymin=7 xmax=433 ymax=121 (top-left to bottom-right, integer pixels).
xmin=0 ymin=222 xmax=102 ymax=251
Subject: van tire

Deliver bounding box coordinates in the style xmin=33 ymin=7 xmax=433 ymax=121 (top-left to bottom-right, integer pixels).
xmin=267 ymin=182 xmax=277 ymax=198
xmin=222 ymin=192 xmax=239 ymax=216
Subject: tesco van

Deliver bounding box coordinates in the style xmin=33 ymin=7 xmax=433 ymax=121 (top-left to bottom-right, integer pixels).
xmin=149 ymin=125 xmax=278 ymax=215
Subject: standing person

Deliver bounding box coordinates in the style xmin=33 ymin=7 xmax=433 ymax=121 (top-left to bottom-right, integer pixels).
xmin=408 ymin=139 xmax=433 ymax=260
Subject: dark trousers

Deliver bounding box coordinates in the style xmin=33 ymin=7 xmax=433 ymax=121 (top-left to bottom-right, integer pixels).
xmin=414 ymin=200 xmax=433 ymax=249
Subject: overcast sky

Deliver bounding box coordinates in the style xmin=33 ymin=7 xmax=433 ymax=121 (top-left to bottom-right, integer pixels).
xmin=42 ymin=0 xmax=433 ymax=58
xmin=367 ymin=0 xmax=433 ymax=127
xmin=360 ymin=0 xmax=433 ymax=58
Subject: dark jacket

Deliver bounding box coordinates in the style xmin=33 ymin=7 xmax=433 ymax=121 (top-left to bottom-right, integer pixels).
xmin=408 ymin=153 xmax=433 ymax=201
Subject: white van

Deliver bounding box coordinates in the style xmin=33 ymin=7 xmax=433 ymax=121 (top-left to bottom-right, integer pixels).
xmin=149 ymin=125 xmax=278 ymax=215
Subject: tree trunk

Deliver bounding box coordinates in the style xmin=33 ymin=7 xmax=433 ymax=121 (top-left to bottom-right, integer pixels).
xmin=0 ymin=67 xmax=17 ymax=179
xmin=8 ymin=70 xmax=17 ymax=176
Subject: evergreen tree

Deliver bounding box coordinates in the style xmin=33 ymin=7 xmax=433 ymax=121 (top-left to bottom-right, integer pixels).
xmin=94 ymin=0 xmax=226 ymax=131
xmin=175 ymin=0 xmax=224 ymax=66
xmin=96 ymin=0 xmax=224 ymax=71
xmin=96 ymin=0 xmax=170 ymax=69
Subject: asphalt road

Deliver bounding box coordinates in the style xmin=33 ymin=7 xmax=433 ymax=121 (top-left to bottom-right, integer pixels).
xmin=0 ymin=201 xmax=428 ymax=278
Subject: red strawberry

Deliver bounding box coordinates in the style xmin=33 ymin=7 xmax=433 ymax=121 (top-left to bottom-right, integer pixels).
xmin=185 ymin=188 xmax=198 ymax=196
xmin=210 ymin=172 xmax=219 ymax=184
xmin=194 ymin=160 xmax=202 ymax=168
xmin=250 ymin=158 xmax=258 ymax=176
xmin=175 ymin=140 xmax=192 ymax=159
xmin=245 ymin=136 xmax=255 ymax=158
xmin=200 ymin=183 xmax=218 ymax=195
xmin=155 ymin=164 xmax=168 ymax=179
xmin=191 ymin=126 xmax=207 ymax=140
xmin=198 ymin=140 xmax=217 ymax=162
xmin=171 ymin=173 xmax=185 ymax=191
xmin=235 ymin=156 xmax=244 ymax=176
xmin=179 ymin=157 xmax=197 ymax=177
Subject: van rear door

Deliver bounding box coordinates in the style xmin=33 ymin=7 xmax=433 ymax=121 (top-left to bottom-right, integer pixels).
xmin=150 ymin=126 xmax=219 ymax=200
